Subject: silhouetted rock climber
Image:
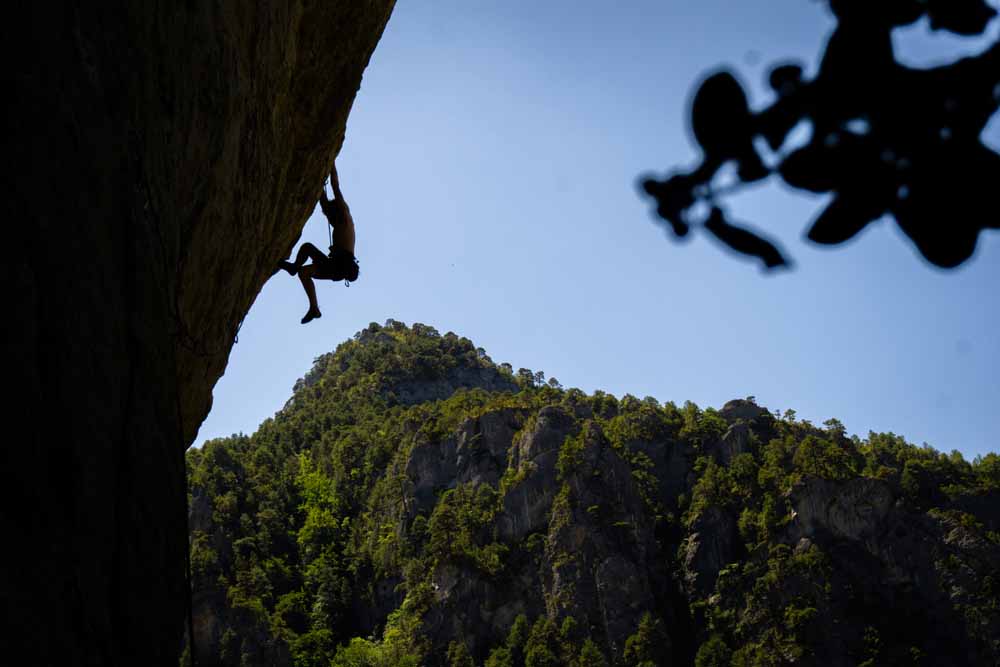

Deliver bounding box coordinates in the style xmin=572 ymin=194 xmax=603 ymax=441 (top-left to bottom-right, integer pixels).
xmin=277 ymin=162 xmax=360 ymax=323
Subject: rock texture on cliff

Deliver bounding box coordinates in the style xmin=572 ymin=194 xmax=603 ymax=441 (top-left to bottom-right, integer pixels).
xmin=186 ymin=322 xmax=1000 ymax=666
xmin=3 ymin=3 xmax=394 ymax=664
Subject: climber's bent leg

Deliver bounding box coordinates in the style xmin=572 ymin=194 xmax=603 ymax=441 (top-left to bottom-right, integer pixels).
xmin=277 ymin=242 xmax=329 ymax=277
xmin=293 ymin=242 xmax=328 ymax=268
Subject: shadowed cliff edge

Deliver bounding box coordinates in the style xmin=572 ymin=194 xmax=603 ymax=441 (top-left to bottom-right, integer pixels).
xmin=2 ymin=3 xmax=395 ymax=664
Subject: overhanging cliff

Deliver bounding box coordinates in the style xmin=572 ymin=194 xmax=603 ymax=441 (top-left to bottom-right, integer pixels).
xmin=2 ymin=2 xmax=395 ymax=664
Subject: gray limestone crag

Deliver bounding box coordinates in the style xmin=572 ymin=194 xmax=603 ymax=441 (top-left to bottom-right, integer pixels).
xmin=542 ymin=422 xmax=668 ymax=658
xmin=718 ymin=398 xmax=769 ymax=423
xmin=499 ymin=407 xmax=580 ymax=542
xmin=3 ymin=3 xmax=395 ymax=665
xmin=683 ymin=506 xmax=740 ymax=598
xmin=399 ymin=405 xmax=678 ymax=661
xmin=389 ymin=389 xmax=1000 ymax=664
xmin=788 ymin=476 xmax=897 ymax=541
xmin=393 ymin=366 xmax=519 ymax=406
xmin=295 ymin=364 xmax=687 ymax=663
xmin=706 ymin=398 xmax=775 ymax=466
xmin=713 ymin=422 xmax=754 ymax=467
xmin=406 ymin=409 xmax=525 ymax=516
xmin=707 ymin=474 xmax=1000 ymax=666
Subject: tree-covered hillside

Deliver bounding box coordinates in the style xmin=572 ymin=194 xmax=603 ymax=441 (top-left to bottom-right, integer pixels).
xmin=185 ymin=321 xmax=1000 ymax=666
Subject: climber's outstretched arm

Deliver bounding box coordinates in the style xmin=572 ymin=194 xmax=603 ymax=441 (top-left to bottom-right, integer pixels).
xmin=320 ymin=162 xmax=348 ymax=216
xmin=318 ymin=161 xmax=356 ymax=255
xmin=319 ymin=179 xmax=333 ymax=213
xmin=330 ymin=161 xmax=344 ymax=201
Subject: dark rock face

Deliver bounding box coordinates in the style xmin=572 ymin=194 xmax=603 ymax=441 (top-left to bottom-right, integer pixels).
xmin=701 ymin=474 xmax=1000 ymax=666
xmin=498 ymin=408 xmax=578 ymax=542
xmin=3 ymin=3 xmax=394 ymax=664
xmin=399 ymin=398 xmax=998 ymax=665
xmin=788 ymin=476 xmax=896 ymax=541
xmin=718 ymin=398 xmax=768 ymax=423
xmin=542 ymin=423 xmax=667 ymax=658
xmin=683 ymin=506 xmax=739 ymax=598
xmin=360 ymin=385 xmax=998 ymax=664
xmin=420 ymin=411 xmax=670 ymax=661
xmin=407 ymin=409 xmax=522 ymax=515
xmin=707 ymin=399 xmax=774 ymax=467
xmin=394 ymin=366 xmax=519 ymax=406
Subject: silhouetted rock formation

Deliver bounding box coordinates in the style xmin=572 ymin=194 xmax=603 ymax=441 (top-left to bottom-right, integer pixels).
xmin=3 ymin=3 xmax=394 ymax=664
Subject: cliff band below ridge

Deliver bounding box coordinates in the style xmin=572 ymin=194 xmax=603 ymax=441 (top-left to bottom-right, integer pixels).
xmin=2 ymin=3 xmax=395 ymax=665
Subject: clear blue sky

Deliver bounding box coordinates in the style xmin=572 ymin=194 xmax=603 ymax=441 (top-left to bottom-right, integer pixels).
xmin=197 ymin=0 xmax=1000 ymax=460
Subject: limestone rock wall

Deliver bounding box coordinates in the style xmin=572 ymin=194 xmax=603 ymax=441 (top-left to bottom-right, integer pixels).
xmin=2 ymin=2 xmax=394 ymax=664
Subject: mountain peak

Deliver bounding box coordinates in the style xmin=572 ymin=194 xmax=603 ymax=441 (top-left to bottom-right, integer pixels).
xmin=188 ymin=323 xmax=1000 ymax=666
xmin=293 ymin=319 xmax=519 ymax=408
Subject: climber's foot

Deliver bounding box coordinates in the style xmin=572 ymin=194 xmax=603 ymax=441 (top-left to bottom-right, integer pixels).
xmin=301 ymin=308 xmax=322 ymax=324
xmin=278 ymin=260 xmax=298 ymax=276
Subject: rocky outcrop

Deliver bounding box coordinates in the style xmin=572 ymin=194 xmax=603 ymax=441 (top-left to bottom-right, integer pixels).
xmin=404 ymin=407 xmax=677 ymax=661
xmin=407 ymin=409 xmax=525 ymax=515
xmin=394 ymin=366 xmax=519 ymax=405
xmin=706 ymin=399 xmax=773 ymax=466
xmin=711 ymin=422 xmax=753 ymax=466
xmin=498 ymin=408 xmax=579 ymax=542
xmin=707 ymin=474 xmax=1000 ymax=665
xmin=683 ymin=507 xmax=739 ymax=598
xmin=404 ymin=411 xmax=998 ymax=665
xmin=541 ymin=423 xmax=668 ymax=658
xmin=4 ymin=3 xmax=394 ymax=664
xmin=788 ymin=476 xmax=897 ymax=542
xmin=718 ymin=398 xmax=768 ymax=423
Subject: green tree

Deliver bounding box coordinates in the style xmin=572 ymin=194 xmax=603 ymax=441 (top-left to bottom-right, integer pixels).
xmin=974 ymin=453 xmax=1000 ymax=489
xmin=448 ymin=640 xmax=475 ymax=667
xmin=485 ymin=646 xmax=514 ymax=667
xmin=487 ymin=614 xmax=530 ymax=667
xmin=524 ymin=618 xmax=559 ymax=667
xmin=823 ymin=418 xmax=847 ymax=438
xmin=330 ymin=637 xmax=378 ymax=667
xmin=792 ymin=436 xmax=853 ymax=481
xmin=576 ymin=639 xmax=608 ymax=667
xmin=624 ymin=613 xmax=668 ymax=667
xmin=695 ymin=634 xmax=732 ymax=667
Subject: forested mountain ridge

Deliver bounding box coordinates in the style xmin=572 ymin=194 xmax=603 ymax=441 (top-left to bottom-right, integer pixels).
xmin=186 ymin=321 xmax=1000 ymax=666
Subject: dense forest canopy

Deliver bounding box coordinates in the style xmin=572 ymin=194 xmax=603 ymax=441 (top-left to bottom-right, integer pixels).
xmin=187 ymin=321 xmax=1000 ymax=666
